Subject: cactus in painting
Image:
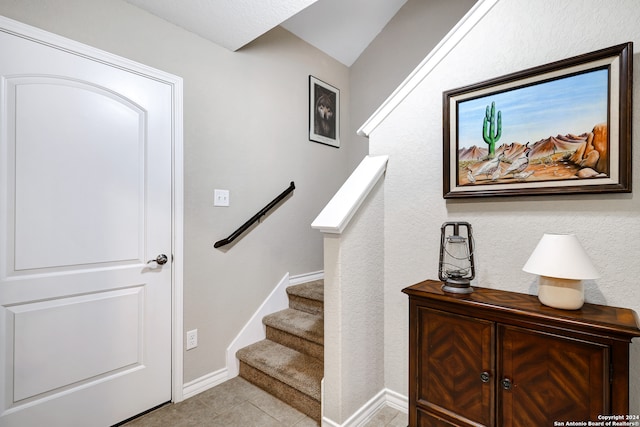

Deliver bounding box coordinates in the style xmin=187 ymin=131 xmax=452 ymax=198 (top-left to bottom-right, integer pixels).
xmin=482 ymin=101 xmax=502 ymax=158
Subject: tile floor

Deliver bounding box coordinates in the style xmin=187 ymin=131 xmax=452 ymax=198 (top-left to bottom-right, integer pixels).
xmin=122 ymin=376 xmax=407 ymax=427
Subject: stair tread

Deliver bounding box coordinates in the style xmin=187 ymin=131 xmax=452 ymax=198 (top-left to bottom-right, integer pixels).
xmin=236 ymin=340 xmax=323 ymax=401
xmin=286 ymin=280 xmax=324 ymax=303
xmin=263 ymin=308 xmax=323 ymax=345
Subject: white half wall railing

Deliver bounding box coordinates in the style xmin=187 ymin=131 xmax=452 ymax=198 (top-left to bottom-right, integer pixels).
xmin=312 ymin=154 xmax=388 ymax=426
xmin=311 ymin=155 xmax=389 ymax=235
xmin=313 ymin=2 xmax=501 ymax=424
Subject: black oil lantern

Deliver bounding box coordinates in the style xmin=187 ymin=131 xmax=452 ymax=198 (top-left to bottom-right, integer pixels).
xmin=439 ymin=222 xmax=475 ymax=294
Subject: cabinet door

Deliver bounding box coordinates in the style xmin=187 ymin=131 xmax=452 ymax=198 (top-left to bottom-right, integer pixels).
xmin=499 ymin=325 xmax=609 ymax=426
xmin=416 ymin=307 xmax=494 ymax=426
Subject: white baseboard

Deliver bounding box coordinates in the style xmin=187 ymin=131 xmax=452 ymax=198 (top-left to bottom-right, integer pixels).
xmin=289 ymin=270 xmax=324 ymax=286
xmin=182 ymin=368 xmax=229 ymax=400
xmin=383 ymin=388 xmax=408 ymax=414
xmin=225 ymin=270 xmax=324 ymax=377
xmin=322 ymin=388 xmax=408 ymax=427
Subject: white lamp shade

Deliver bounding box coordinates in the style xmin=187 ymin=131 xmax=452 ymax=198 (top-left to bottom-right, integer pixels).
xmin=522 ymin=233 xmax=599 ymax=280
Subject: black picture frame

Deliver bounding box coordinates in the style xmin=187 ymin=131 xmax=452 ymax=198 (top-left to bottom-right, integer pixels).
xmin=309 ymin=75 xmax=340 ymax=148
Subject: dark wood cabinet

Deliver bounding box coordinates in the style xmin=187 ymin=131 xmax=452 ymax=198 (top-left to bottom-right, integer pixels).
xmin=403 ymin=280 xmax=640 ymax=427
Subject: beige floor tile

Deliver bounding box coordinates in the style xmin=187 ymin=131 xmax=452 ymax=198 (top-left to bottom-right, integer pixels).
xmin=293 ymin=415 xmax=321 ymax=426
xmin=123 ymin=398 xmax=217 ymax=426
xmin=192 ymin=377 xmax=254 ymax=414
xmin=126 ymin=376 xmax=430 ymax=427
xmin=247 ymin=386 xmax=308 ymax=425
xmin=210 ymin=400 xmax=282 ymax=427
xmin=387 ymin=411 xmax=408 ymax=427
xmin=362 ymin=405 xmax=407 ymax=427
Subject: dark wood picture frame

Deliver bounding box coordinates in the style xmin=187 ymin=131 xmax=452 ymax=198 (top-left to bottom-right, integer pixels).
xmin=443 ymin=42 xmax=632 ymax=198
xmin=309 ymin=75 xmax=340 ymax=148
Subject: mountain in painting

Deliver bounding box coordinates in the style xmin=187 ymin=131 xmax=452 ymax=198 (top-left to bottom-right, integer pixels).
xmin=529 ymin=134 xmax=587 ymax=159
xmin=458 ymin=123 xmax=609 ymax=186
xmin=497 ymin=142 xmax=528 ymax=161
xmin=458 ymin=145 xmax=488 ymax=161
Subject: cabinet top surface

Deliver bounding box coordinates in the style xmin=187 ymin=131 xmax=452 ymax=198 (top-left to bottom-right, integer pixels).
xmin=403 ymin=279 xmax=640 ymax=338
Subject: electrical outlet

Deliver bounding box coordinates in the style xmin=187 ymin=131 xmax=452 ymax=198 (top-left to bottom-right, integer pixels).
xmin=186 ymin=329 xmax=198 ymax=350
xmin=214 ymin=189 xmax=230 ymax=206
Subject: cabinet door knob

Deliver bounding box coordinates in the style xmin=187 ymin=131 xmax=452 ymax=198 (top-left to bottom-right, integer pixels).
xmin=480 ymin=372 xmax=491 ymax=383
xmin=501 ymin=378 xmax=512 ymax=390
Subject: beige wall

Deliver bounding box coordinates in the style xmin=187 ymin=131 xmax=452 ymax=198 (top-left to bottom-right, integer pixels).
xmin=369 ymin=0 xmax=640 ymax=413
xmin=0 ymin=0 xmax=350 ymax=382
xmin=348 ymin=0 xmax=477 ymax=171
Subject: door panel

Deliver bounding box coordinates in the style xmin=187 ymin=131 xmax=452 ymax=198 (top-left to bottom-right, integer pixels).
xmin=10 ymin=287 xmax=143 ymax=401
xmin=0 ymin=22 xmax=175 ymax=426
xmin=11 ymin=77 xmax=144 ymax=270
xmin=499 ymin=325 xmax=608 ymax=426
xmin=417 ymin=307 xmax=495 ymax=426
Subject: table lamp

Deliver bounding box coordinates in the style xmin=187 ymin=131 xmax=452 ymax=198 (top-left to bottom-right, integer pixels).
xmin=522 ymin=233 xmax=599 ymax=310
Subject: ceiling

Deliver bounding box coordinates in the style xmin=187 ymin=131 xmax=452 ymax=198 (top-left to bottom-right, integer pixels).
xmin=124 ymin=0 xmax=407 ymax=66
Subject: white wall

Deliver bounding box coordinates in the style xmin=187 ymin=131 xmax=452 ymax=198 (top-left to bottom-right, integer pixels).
xmin=369 ymin=0 xmax=640 ymax=413
xmin=0 ymin=0 xmax=350 ymax=383
xmin=322 ymin=177 xmax=385 ymax=424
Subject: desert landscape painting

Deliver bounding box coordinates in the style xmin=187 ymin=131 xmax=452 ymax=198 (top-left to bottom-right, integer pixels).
xmin=455 ymin=68 xmax=609 ymax=187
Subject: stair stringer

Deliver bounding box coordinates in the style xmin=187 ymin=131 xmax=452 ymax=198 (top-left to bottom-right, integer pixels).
xmin=226 ymin=270 xmax=324 ymax=377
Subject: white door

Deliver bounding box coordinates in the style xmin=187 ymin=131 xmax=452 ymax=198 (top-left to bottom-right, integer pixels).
xmin=0 ymin=20 xmax=178 ymax=427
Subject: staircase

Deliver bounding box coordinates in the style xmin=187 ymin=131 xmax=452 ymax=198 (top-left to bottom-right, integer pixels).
xmin=236 ymin=280 xmax=324 ymax=421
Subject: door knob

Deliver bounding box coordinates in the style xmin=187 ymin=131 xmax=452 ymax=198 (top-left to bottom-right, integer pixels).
xmin=480 ymin=371 xmax=491 ymax=383
xmin=147 ymin=254 xmax=168 ymax=265
xmin=501 ymin=378 xmax=512 ymax=390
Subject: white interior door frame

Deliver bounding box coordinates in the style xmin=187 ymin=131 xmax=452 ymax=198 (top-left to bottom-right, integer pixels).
xmin=0 ymin=15 xmax=185 ymax=403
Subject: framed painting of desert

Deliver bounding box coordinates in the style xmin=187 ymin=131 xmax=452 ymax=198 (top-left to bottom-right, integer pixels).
xmin=443 ymin=42 xmax=632 ymax=198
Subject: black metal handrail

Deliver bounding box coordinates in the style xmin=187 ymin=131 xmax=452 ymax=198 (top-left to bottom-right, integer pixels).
xmin=214 ymin=181 xmax=296 ymax=249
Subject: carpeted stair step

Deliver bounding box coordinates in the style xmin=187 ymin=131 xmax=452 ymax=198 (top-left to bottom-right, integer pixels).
xmin=263 ymin=308 xmax=323 ymax=360
xmin=286 ymin=280 xmax=324 ymax=316
xmin=237 ymin=339 xmax=323 ymax=421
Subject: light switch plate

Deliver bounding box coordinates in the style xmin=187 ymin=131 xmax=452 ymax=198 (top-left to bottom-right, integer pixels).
xmin=214 ymin=189 xmax=230 ymax=206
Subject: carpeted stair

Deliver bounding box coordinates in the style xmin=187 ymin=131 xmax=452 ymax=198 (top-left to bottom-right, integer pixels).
xmin=236 ymin=280 xmax=324 ymax=421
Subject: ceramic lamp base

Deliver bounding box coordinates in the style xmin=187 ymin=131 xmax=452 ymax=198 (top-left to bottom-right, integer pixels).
xmin=537 ymin=276 xmax=584 ymax=310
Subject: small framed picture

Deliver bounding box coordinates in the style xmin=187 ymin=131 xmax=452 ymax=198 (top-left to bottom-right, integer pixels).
xmin=309 ymin=75 xmax=340 ymax=148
